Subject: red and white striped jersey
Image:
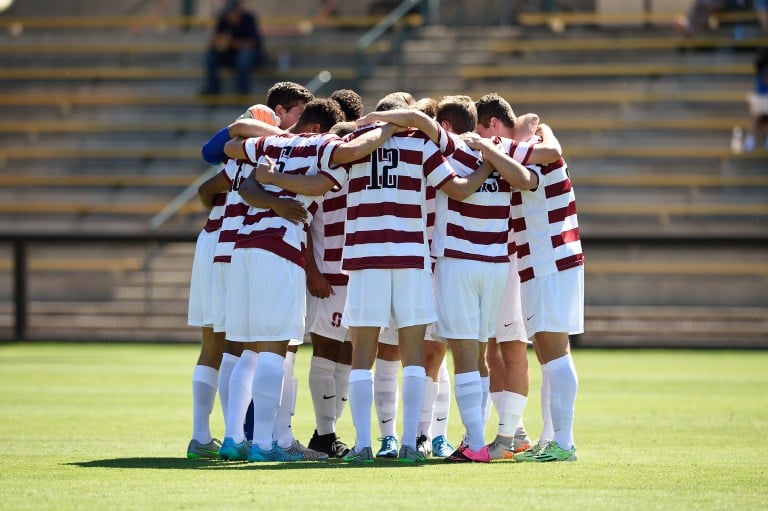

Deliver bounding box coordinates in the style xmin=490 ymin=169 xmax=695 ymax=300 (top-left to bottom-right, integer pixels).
xmin=495 ymin=136 xmax=584 ymax=282
xmin=339 ymin=126 xmax=457 ymax=272
xmin=201 ymin=159 xmax=231 ymax=234
xmin=309 ymin=183 xmax=348 ymax=286
xmin=431 ymin=127 xmax=512 ymax=263
xmin=234 ymin=132 xmax=345 ymax=269
xmin=213 ymin=160 xmax=252 ymax=263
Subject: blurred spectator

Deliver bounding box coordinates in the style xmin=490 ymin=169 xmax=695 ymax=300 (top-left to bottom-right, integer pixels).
xmin=674 ymin=0 xmax=749 ymax=38
xmin=201 ymin=0 xmax=265 ymax=95
xmin=743 ymin=48 xmax=768 ymax=151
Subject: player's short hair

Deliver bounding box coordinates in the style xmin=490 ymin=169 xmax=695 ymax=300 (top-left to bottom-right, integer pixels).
xmin=414 ymin=97 xmax=438 ymax=118
xmin=475 ymin=93 xmax=516 ymax=129
xmin=329 ymin=89 xmax=365 ymax=121
xmin=330 ymin=121 xmax=357 ymax=137
xmin=436 ymin=95 xmax=477 ymax=134
xmin=375 ymin=91 xmax=416 ymax=112
xmin=296 ymin=98 xmax=345 ymax=133
xmin=266 ymin=81 xmax=314 ymax=112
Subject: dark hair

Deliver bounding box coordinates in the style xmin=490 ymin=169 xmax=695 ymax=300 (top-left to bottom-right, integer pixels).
xmin=436 ymin=95 xmax=477 ymax=134
xmin=475 ymin=93 xmax=515 ymax=129
xmin=329 ymin=89 xmax=364 ymax=121
xmin=266 ymin=81 xmax=314 ymax=112
xmin=296 ymin=98 xmax=345 ymax=133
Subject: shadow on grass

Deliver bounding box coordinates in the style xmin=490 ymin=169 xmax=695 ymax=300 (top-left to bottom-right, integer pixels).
xmin=67 ymin=458 xmax=447 ymax=470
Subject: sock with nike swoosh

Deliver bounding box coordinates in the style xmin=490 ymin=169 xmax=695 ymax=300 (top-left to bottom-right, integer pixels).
xmin=309 ymin=356 xmax=337 ymax=435
xmin=334 ymin=361 xmax=351 ymax=424
xmin=432 ymin=361 xmax=451 ymax=438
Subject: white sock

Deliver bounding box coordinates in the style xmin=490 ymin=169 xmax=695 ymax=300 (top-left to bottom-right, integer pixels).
xmin=480 ymin=376 xmax=490 ymax=430
xmin=349 ymin=369 xmax=374 ymax=450
xmin=374 ymin=358 xmax=399 ymax=438
xmin=489 ymin=391 xmax=503 ymax=431
xmin=432 ymin=362 xmax=451 ymax=438
xmin=454 ymin=371 xmax=485 ymax=451
xmin=224 ymin=350 xmax=258 ymax=443
xmin=498 ymin=391 xmax=528 ymax=438
xmin=309 ymin=356 xmax=338 ymax=435
xmin=540 ymin=363 xmax=554 ymax=443
xmin=334 ymin=362 xmax=351 ymax=423
xmin=546 ymin=354 xmax=578 ymax=450
xmin=217 ymin=353 xmax=238 ymax=420
xmin=251 ymin=351 xmax=284 ymax=451
xmin=192 ymin=365 xmax=218 ymax=443
xmin=401 ymin=365 xmax=426 ymax=450
xmin=418 ymin=377 xmax=437 ymax=439
xmin=273 ymin=351 xmax=295 ymax=448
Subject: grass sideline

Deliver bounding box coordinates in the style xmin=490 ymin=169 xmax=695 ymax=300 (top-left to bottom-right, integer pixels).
xmin=0 ymin=343 xmax=766 ymax=511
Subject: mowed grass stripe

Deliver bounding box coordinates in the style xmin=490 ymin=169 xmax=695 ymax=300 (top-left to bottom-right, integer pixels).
xmin=0 ymin=343 xmax=766 ymax=511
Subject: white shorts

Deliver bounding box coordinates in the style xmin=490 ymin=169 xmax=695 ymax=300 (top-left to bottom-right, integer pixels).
xmin=343 ymin=268 xmax=437 ymax=329
xmin=225 ymin=248 xmax=306 ymax=344
xmin=433 ymin=258 xmax=507 ymax=343
xmin=211 ymin=261 xmax=229 ymax=333
xmin=495 ymin=258 xmax=529 ymax=344
xmin=521 ymin=265 xmax=584 ymax=338
xmin=306 ymin=285 xmax=348 ymax=343
xmin=187 ymin=229 xmax=217 ymax=327
xmin=379 ymin=322 xmax=437 ymax=346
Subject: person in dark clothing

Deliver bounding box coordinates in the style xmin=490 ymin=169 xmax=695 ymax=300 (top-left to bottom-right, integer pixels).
xmin=202 ymin=0 xmax=265 ymax=95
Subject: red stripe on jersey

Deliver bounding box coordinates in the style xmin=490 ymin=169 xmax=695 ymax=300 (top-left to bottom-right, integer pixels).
xmin=511 ymin=191 xmax=523 ymax=206
xmin=516 ymin=242 xmax=531 ymax=258
xmin=204 ymin=218 xmax=223 ymax=233
xmin=541 ymin=159 xmax=565 ymax=175
xmin=218 ymin=230 xmax=239 ymax=243
xmin=551 ymin=227 xmax=581 ymax=249
xmin=519 ymin=267 xmax=535 ymax=283
xmin=347 ymin=202 xmax=422 ymax=220
xmin=325 ymin=221 xmax=344 ymax=237
xmin=324 ymin=194 xmax=346 ymax=211
xmin=345 ymin=228 xmax=424 ymax=246
xmin=203 ymin=193 xmax=227 ymax=232
xmin=342 ymin=255 xmax=425 ymax=271
xmin=400 ymin=148 xmax=423 ymax=165
xmin=545 ymin=178 xmax=572 ymax=199
xmin=423 ymin=150 xmax=446 ymax=175
xmin=325 ymin=273 xmax=349 ymax=286
xmin=243 ymin=208 xmax=280 ymax=226
xmin=446 ymin=223 xmax=508 ymax=247
xmin=443 ymin=248 xmax=509 ymax=263
xmin=224 ymin=202 xmax=249 ymax=218
xmin=346 ymin=173 xmax=422 ymax=193
xmin=510 ymin=217 xmax=527 ymax=233
xmin=213 ymin=255 xmax=231 ymax=263
xmin=325 ymin=247 xmax=342 ymax=262
xmin=448 ymin=199 xmax=509 ymax=220
xmin=451 ymin=148 xmax=482 ymax=170
xmin=548 ymin=200 xmax=578 ymax=224
xmin=556 ymin=253 xmax=585 ymax=272
xmin=236 ymin=235 xmax=306 ymax=269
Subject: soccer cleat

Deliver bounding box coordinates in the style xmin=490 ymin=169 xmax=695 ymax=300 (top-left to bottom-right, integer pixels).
xmin=431 ymin=435 xmax=454 ymax=458
xmin=248 ymin=442 xmax=303 ymax=462
xmin=532 ymin=441 xmax=577 ymax=462
xmin=219 ymin=437 xmax=251 ymax=461
xmin=285 ymin=439 xmax=329 ymax=461
xmin=186 ymin=438 xmax=221 ymax=459
xmin=341 ymin=446 xmax=375 ymax=464
xmin=375 ymin=435 xmax=399 ymax=458
xmin=445 ymin=444 xmax=491 ymax=463
xmin=486 ymin=436 xmax=516 ymax=460
xmin=514 ymin=440 xmax=549 ymax=462
xmin=398 ymin=444 xmax=426 ymax=464
xmin=416 ymin=434 xmax=431 ymax=458
xmin=513 ymin=427 xmax=532 ymax=453
xmin=307 ymin=430 xmax=350 ymax=458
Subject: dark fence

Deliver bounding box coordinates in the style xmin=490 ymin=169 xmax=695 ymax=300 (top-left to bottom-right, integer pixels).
xmin=1 ymin=232 xmax=766 ymax=347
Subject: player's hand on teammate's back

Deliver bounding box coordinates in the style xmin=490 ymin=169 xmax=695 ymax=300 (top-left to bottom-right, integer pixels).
xmin=254 ymin=155 xmax=277 ymax=184
xmin=271 ymin=198 xmax=307 ymax=225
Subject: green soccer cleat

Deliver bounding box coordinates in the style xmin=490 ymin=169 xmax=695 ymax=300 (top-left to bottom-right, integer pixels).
xmin=342 ymin=446 xmax=375 ymax=464
xmin=186 ymin=438 xmax=221 ymax=459
xmin=532 ymin=440 xmax=577 ymax=462
xmin=397 ymin=444 xmax=426 ymax=464
xmin=513 ymin=440 xmax=548 ymax=462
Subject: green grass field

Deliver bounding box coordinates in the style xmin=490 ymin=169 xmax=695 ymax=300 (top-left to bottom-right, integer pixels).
xmin=1 ymin=343 xmax=767 ymax=511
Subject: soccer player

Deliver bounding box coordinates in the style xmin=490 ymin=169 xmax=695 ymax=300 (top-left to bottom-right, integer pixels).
xmin=355 ymin=95 xmax=536 ymax=462
xmin=474 ymin=94 xmax=583 ymax=462
xmin=219 ymin=99 xmax=402 ymax=462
